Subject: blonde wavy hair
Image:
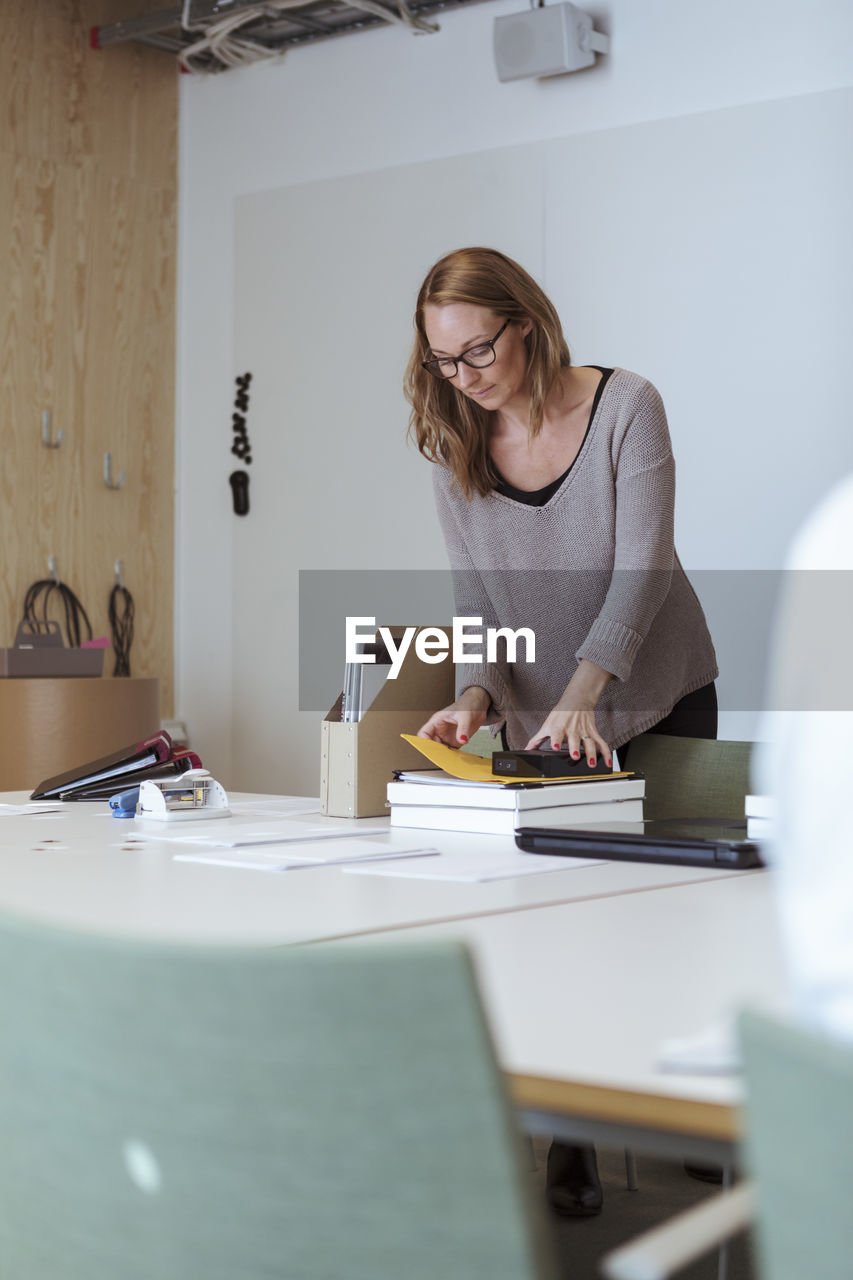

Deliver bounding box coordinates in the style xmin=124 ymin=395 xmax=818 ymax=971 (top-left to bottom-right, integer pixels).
xmin=404 ymin=247 xmax=571 ymax=498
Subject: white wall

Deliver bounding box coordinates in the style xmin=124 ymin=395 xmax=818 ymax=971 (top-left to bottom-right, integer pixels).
xmin=177 ymin=0 xmax=853 ymax=792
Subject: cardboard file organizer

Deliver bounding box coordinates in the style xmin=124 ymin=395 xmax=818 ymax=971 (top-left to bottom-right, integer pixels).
xmin=321 ymin=627 xmax=455 ymax=818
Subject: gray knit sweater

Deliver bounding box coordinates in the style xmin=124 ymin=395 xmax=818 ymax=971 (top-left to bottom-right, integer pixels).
xmin=432 ymin=368 xmax=718 ymax=749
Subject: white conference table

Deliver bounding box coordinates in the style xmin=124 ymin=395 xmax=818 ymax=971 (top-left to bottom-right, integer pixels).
xmin=0 ymin=791 xmax=785 ymax=1159
xmin=339 ymin=873 xmax=786 ymax=1162
xmin=0 ymin=792 xmax=755 ymax=944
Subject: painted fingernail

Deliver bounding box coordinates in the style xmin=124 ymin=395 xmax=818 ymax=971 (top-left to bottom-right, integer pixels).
xmin=607 ymin=758 xmax=613 ymax=768
xmin=459 ymin=734 xmax=468 ymax=743
xmin=572 ymin=750 xmax=580 ymax=759
xmin=589 ymin=758 xmax=595 ymax=767
xmin=553 ymin=742 xmax=561 ymax=751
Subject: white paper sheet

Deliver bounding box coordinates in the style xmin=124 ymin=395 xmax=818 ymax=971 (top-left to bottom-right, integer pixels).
xmin=342 ymin=846 xmax=603 ymax=883
xmin=229 ymin=797 xmax=322 ymax=817
xmin=173 ymin=840 xmax=439 ymax=872
xmin=133 ymin=820 xmax=385 ymax=847
xmin=658 ymin=1019 xmax=740 ymax=1075
xmin=0 ymin=802 xmax=64 ymax=816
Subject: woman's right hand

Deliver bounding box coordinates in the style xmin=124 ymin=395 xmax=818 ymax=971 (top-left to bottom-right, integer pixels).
xmin=417 ymin=686 xmax=491 ymax=749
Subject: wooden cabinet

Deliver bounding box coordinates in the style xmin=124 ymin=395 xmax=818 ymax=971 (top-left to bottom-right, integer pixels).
xmin=0 ymin=678 xmax=159 ymax=792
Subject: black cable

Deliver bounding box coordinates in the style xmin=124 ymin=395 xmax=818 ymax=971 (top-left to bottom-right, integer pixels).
xmin=22 ymin=578 xmax=93 ymax=649
xmin=108 ymin=583 xmax=135 ymax=677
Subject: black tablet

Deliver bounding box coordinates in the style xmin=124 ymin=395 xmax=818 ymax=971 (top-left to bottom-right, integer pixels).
xmin=515 ymin=819 xmax=765 ymax=870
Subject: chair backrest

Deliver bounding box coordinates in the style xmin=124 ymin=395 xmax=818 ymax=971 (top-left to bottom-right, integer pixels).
xmin=622 ymin=735 xmax=753 ymax=820
xmin=739 ymin=1010 xmax=853 ymax=1280
xmin=0 ymin=912 xmax=552 ymax=1280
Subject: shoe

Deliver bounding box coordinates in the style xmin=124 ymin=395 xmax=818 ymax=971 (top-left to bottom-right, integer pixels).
xmin=545 ymin=1141 xmax=603 ymax=1218
xmin=683 ymin=1160 xmax=724 ymax=1184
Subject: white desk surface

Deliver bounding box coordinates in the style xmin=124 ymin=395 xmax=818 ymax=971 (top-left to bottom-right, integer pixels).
xmin=0 ymin=791 xmax=783 ymax=1145
xmin=0 ymin=792 xmax=752 ymax=946
xmin=346 ymin=872 xmax=786 ymax=1141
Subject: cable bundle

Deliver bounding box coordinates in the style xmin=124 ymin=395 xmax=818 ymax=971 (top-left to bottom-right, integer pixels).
xmin=22 ymin=578 xmax=92 ymax=649
xmin=108 ymin=583 xmax=135 ymax=677
xmin=179 ymin=0 xmax=437 ymax=73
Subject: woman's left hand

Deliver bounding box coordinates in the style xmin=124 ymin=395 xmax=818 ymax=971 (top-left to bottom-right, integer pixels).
xmin=524 ymin=660 xmax=614 ymax=767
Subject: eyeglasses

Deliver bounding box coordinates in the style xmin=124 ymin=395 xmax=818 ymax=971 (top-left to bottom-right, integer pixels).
xmin=421 ymin=320 xmax=510 ymax=380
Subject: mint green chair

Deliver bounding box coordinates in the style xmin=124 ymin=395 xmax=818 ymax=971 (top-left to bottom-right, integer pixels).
xmin=0 ymin=912 xmax=554 ymax=1280
xmin=740 ymin=1010 xmax=853 ymax=1280
xmin=603 ymin=1009 xmax=853 ymax=1280
xmin=621 ymin=735 xmax=753 ymax=821
xmin=609 ymin=736 xmax=755 ymax=1204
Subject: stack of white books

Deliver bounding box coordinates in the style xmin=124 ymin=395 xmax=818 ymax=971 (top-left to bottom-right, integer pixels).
xmin=387 ymin=770 xmax=645 ymax=836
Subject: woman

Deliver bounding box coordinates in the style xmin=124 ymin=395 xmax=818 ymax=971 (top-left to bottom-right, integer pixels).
xmin=404 ymin=246 xmax=719 ymax=1215
xmin=406 ymin=246 xmax=717 ymax=769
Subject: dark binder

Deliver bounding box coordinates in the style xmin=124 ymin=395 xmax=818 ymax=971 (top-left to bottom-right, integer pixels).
xmin=57 ymin=751 xmax=203 ymax=801
xmin=30 ymin=732 xmax=201 ymax=801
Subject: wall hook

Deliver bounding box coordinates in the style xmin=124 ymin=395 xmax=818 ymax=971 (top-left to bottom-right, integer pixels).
xmin=48 ymin=555 xmax=60 ymax=585
xmin=114 ymin=558 xmax=125 ymax=589
xmin=41 ymin=410 xmax=64 ymax=449
xmin=104 ymin=452 xmax=126 ymax=490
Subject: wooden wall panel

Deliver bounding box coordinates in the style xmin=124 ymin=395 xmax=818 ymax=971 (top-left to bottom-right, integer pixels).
xmin=2 ymin=1 xmax=76 ymax=164
xmin=0 ymin=156 xmax=40 ymax=635
xmin=0 ymin=0 xmax=177 ymax=716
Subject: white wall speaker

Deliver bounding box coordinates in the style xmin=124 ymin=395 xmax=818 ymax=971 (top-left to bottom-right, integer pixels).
xmin=493 ymin=2 xmax=609 ymax=83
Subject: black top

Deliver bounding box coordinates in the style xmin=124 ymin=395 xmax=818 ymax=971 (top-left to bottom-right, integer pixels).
xmin=494 ymin=367 xmax=615 ymax=506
